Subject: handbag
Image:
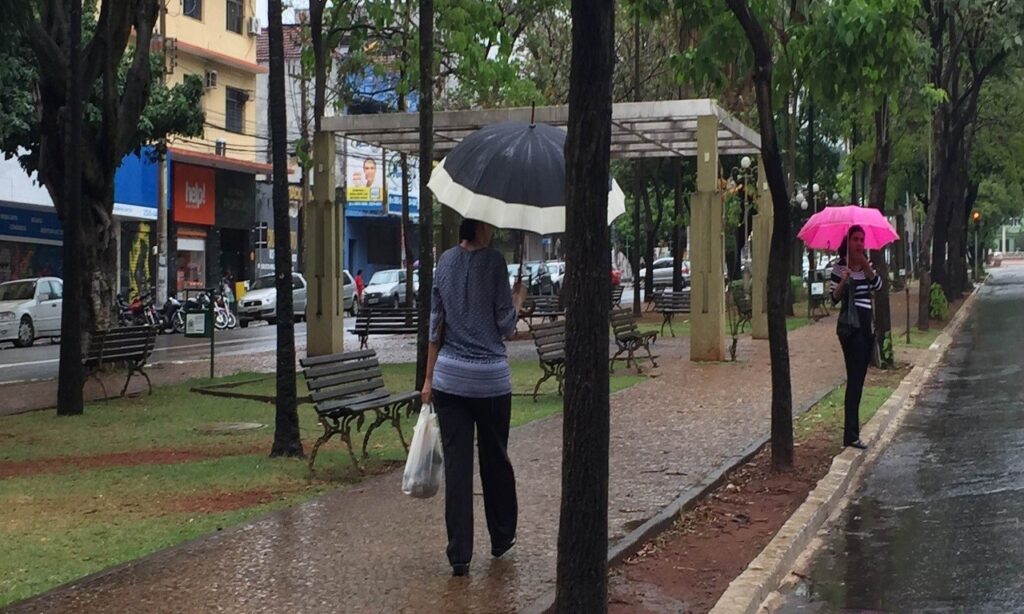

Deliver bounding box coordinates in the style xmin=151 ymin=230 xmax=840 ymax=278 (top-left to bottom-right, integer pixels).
xmin=837 ymin=279 xmax=860 ymax=340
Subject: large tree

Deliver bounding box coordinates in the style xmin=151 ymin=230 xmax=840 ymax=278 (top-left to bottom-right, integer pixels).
xmin=0 ymin=1 xmax=203 ymax=415
xmin=555 ymin=0 xmax=615 ymax=610
xmin=723 ymin=0 xmax=795 ymax=469
xmin=267 ymin=0 xmax=303 ymax=457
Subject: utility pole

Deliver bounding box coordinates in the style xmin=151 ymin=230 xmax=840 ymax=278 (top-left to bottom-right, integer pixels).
xmin=299 ymin=54 xmax=310 ymax=275
xmin=156 ymin=0 xmax=170 ymax=304
xmin=631 ymin=10 xmax=642 ymax=316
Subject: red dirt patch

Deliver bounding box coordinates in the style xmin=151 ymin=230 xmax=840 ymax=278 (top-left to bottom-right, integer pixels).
xmin=164 ymin=489 xmax=276 ymax=513
xmin=607 ymin=433 xmax=837 ymax=614
xmin=0 ymin=446 xmax=263 ymax=479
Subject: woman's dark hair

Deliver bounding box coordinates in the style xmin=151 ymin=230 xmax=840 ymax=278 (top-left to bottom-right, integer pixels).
xmin=459 ymin=218 xmax=480 ymax=242
xmin=837 ymin=224 xmax=865 ymax=263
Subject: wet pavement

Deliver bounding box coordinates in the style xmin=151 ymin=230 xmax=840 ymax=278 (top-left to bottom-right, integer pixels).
xmin=776 ymin=263 xmax=1024 ymax=613
xmin=5 ymin=316 xmax=857 ymax=613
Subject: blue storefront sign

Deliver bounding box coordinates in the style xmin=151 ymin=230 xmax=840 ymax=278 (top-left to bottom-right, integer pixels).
xmin=0 ymin=204 xmax=63 ymax=245
xmin=113 ymin=146 xmax=162 ymax=220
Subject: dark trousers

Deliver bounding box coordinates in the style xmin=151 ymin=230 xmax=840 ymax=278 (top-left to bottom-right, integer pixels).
xmin=838 ymin=310 xmax=874 ymax=445
xmin=433 ymin=389 xmax=517 ymax=566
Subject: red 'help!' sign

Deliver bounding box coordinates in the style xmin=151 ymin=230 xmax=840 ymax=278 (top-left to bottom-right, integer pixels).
xmin=173 ymin=163 xmax=216 ymax=226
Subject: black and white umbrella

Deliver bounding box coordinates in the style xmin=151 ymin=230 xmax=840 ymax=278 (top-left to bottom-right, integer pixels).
xmin=427 ymin=121 xmax=626 ymax=235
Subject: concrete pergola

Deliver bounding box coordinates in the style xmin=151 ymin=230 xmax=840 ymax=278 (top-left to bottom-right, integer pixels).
xmin=305 ymin=99 xmax=773 ymax=362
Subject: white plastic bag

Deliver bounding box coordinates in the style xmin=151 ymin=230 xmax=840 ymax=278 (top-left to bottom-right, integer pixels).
xmin=402 ymin=403 xmax=444 ymax=498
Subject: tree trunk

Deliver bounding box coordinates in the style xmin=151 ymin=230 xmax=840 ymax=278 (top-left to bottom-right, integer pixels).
xmin=415 ymin=0 xmax=435 ymax=391
xmin=868 ymin=101 xmax=894 ymax=369
xmin=555 ymin=0 xmax=614 ymax=610
xmin=268 ymin=0 xmax=303 ymax=458
xmin=57 ymin=0 xmax=85 ymax=417
xmin=401 ymin=153 xmax=416 ymax=306
xmin=725 ymin=0 xmax=793 ymax=471
xmin=309 ymin=0 xmax=328 ymax=130
xmin=917 ymin=114 xmax=947 ymax=331
xmin=672 ymin=161 xmax=685 ymax=292
xmin=631 ymin=160 xmax=643 ymax=315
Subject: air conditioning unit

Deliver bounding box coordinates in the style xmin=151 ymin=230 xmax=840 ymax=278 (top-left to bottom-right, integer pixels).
xmin=247 ymin=16 xmax=262 ymax=37
xmin=204 ymin=69 xmax=218 ymax=89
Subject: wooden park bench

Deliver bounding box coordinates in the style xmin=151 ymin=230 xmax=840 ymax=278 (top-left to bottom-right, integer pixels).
xmin=519 ymin=295 xmax=564 ymax=329
xmin=300 ymin=349 xmax=419 ymax=472
xmin=83 ymin=325 xmax=159 ymax=398
xmin=728 ymin=283 xmax=753 ymax=333
xmin=609 ymin=307 xmax=658 ymax=372
xmin=610 ymin=285 xmax=624 ymax=309
xmin=653 ymin=289 xmax=692 ymax=337
xmin=349 ymin=307 xmax=419 ymax=349
xmin=529 ymin=319 xmax=565 ymax=401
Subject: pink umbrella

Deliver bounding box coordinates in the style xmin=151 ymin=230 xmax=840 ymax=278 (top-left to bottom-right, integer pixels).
xmin=797 ymin=205 xmax=899 ymax=251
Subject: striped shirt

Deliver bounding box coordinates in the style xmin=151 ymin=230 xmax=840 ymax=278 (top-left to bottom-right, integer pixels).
xmin=830 ymin=262 xmax=882 ymax=311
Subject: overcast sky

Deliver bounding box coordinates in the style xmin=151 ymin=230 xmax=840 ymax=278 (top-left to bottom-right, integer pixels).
xmin=255 ymin=0 xmax=307 ymax=25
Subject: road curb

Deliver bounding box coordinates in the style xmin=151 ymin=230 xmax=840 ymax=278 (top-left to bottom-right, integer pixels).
xmin=709 ymin=282 xmax=984 ymax=614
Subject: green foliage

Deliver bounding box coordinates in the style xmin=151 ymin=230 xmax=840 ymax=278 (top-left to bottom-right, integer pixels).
xmin=929 ymin=282 xmax=949 ymax=321
xmin=0 ymin=11 xmax=204 ymax=175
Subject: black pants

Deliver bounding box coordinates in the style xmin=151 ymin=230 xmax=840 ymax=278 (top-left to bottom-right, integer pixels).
xmin=838 ymin=310 xmax=874 ymax=445
xmin=433 ymin=389 xmax=517 ymax=566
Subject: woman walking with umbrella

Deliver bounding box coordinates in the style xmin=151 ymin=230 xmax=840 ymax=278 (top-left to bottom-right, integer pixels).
xmin=422 ymin=218 xmax=526 ymax=577
xmin=830 ymin=226 xmax=882 ymax=449
xmin=423 ymin=117 xmax=626 ymax=576
xmin=799 ymin=206 xmax=898 ymax=450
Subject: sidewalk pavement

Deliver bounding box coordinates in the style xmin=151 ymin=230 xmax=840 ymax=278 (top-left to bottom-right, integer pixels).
xmin=9 ymin=318 xmax=851 ymax=613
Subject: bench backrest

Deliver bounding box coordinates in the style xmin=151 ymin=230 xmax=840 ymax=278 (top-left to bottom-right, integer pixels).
xmin=530 ymin=319 xmax=565 ymax=363
xmin=610 ymin=285 xmax=624 ymax=306
xmin=609 ymin=307 xmax=639 ymax=337
xmin=729 ymin=284 xmax=752 ymax=314
xmin=85 ymin=326 xmax=157 ymax=366
xmin=524 ymin=295 xmax=562 ymax=313
xmin=300 ymin=349 xmax=388 ymax=410
xmin=654 ymin=290 xmax=691 ymax=312
xmin=352 ymin=308 xmax=419 ymax=335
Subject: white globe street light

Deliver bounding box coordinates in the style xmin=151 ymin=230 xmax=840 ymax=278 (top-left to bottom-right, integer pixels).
xmin=812 ymin=183 xmax=820 ymax=194
xmin=740 ymin=156 xmax=752 ymax=169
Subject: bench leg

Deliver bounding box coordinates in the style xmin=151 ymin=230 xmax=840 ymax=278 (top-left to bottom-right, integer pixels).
xmin=359 ymin=336 xmax=369 ymax=350
xmin=137 ymin=365 xmax=153 ymax=395
xmin=643 ymin=340 xmax=658 ymax=368
xmin=533 ymin=363 xmax=557 ymax=402
xmin=610 ymin=344 xmax=627 ymax=373
xmin=392 ymin=403 xmax=411 ymax=452
xmin=88 ymin=369 xmax=109 ymax=399
xmin=307 ymin=419 xmax=337 ymax=471
xmin=338 ymin=415 xmax=364 ymax=473
xmin=361 ymin=409 xmax=392 ymax=458
xmin=120 ymin=370 xmax=135 ymax=398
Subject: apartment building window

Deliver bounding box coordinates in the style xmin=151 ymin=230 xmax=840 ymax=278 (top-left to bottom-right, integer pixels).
xmin=184 ymin=0 xmax=202 ymax=20
xmin=225 ymin=87 xmax=248 ymax=133
xmin=226 ymin=0 xmax=243 ymax=33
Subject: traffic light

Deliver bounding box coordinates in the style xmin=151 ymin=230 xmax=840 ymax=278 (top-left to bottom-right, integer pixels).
xmin=972 ymin=210 xmax=981 ymax=223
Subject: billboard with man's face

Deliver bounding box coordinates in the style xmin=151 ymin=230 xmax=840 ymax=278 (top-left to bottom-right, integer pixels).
xmin=346 ymin=141 xmax=383 ymax=203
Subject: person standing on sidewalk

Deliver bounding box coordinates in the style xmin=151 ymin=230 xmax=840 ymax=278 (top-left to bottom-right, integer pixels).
xmin=830 ymin=225 xmax=882 ymax=450
xmin=354 ymin=269 xmax=365 ymax=304
xmin=422 ymin=218 xmax=527 ymax=577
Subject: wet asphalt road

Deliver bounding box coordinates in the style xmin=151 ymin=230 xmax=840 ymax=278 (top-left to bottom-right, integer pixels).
xmin=776 ymin=264 xmax=1024 ymax=613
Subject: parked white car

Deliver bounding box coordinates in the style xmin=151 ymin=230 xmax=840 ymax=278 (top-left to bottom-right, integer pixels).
xmin=0 ymin=277 xmax=64 ymax=348
xmin=362 ymin=268 xmax=419 ymax=308
xmin=638 ymin=257 xmax=691 ymax=288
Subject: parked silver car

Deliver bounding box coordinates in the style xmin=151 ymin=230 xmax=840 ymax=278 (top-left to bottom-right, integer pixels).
xmin=638 ymin=257 xmax=691 ymax=289
xmin=238 ymin=272 xmax=356 ymax=326
xmin=0 ymin=277 xmax=63 ymax=347
xmin=362 ymin=268 xmax=418 ymax=308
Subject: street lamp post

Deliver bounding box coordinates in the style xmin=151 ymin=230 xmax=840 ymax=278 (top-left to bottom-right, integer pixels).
xmin=728 ymin=156 xmax=756 ymax=279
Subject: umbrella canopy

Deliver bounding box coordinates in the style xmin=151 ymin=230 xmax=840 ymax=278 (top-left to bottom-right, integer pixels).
xmin=427 ymin=121 xmax=626 ymax=235
xmin=797 ymin=205 xmax=899 ymax=251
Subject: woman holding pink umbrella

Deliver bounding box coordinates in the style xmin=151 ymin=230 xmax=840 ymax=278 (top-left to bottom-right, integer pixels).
xmin=830 ymin=225 xmax=882 ymax=449
xmin=799 ymin=205 xmax=897 ymax=450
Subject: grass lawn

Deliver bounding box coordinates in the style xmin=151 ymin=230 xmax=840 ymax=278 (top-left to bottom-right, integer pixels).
xmin=794 ymin=384 xmax=895 ymax=442
xmin=0 ymin=361 xmax=643 ymax=607
xmin=892 ymin=326 xmax=942 ymax=349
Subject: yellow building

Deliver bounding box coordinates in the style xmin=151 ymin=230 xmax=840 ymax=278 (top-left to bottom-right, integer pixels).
xmin=160 ymin=0 xmax=271 ymax=291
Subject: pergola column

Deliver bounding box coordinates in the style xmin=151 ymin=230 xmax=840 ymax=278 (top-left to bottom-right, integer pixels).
xmin=751 ymin=160 xmax=773 ymax=339
xmin=689 ymin=115 xmax=725 ymax=361
xmin=306 ymin=131 xmax=344 ymax=357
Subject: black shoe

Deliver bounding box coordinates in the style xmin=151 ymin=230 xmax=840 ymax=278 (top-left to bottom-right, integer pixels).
xmin=846 ymin=439 xmax=868 ymax=450
xmin=492 ymin=538 xmax=516 ymax=558
xmin=451 ymin=564 xmax=470 ymax=577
